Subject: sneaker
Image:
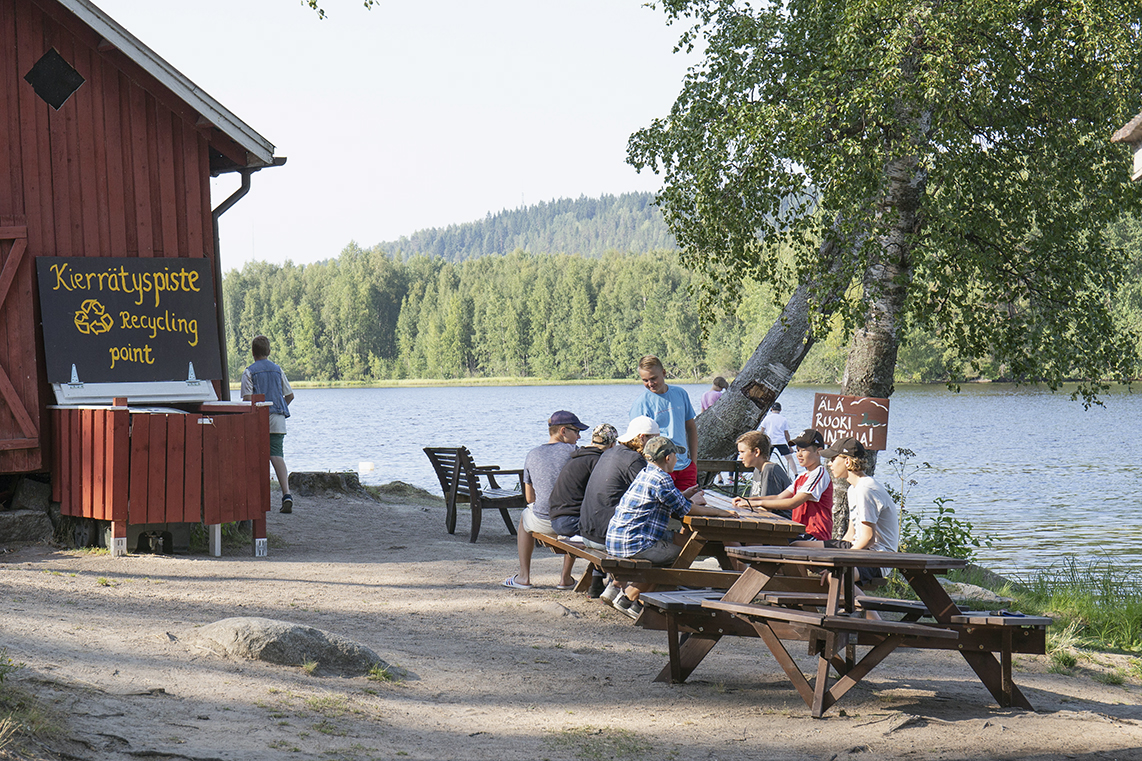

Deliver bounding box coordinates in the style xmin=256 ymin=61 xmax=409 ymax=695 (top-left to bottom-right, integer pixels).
xmin=280 ymin=494 xmax=293 ymax=514
xmin=587 ymin=576 xmax=606 ymax=598
xmin=613 ymin=594 xmax=633 ymax=613
xmin=600 ymin=584 xmax=622 ymax=604
xmin=622 ymin=599 xmax=644 ymax=620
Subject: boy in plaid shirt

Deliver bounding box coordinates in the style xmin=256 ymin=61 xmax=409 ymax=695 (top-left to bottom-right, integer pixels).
xmin=605 ymin=436 xmax=733 ymax=618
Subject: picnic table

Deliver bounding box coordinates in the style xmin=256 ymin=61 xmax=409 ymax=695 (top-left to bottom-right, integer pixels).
xmin=675 ymin=492 xmax=803 ymax=570
xmin=533 ymin=492 xmax=804 ymax=596
xmin=696 ymin=546 xmax=1049 ymax=717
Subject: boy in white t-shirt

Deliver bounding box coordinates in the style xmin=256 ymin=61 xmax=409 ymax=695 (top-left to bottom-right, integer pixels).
xmin=798 ymin=437 xmax=899 ymax=585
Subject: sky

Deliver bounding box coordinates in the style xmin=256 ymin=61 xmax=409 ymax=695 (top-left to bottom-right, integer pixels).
xmin=91 ymin=0 xmax=699 ymax=271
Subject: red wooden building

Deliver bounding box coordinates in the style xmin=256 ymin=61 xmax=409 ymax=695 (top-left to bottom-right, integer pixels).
xmin=1 ymin=0 xmax=281 ymax=554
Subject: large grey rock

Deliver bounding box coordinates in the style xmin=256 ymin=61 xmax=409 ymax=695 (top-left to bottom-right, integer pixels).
xmin=12 ymin=478 xmax=51 ymax=513
xmin=288 ymin=471 xmax=365 ymax=497
xmin=190 ymin=617 xmax=394 ymax=677
xmin=938 ymin=578 xmax=1013 ymax=607
xmin=0 ymin=509 xmax=53 ymax=542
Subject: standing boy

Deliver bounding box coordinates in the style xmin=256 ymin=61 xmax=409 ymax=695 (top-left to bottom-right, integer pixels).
xmin=760 ymin=402 xmax=797 ymax=474
xmin=502 ymin=410 xmax=588 ymax=590
xmin=735 ymin=428 xmax=833 ymax=540
xmin=241 ymin=335 xmax=295 ymax=513
xmin=630 ymin=355 xmax=699 ymax=491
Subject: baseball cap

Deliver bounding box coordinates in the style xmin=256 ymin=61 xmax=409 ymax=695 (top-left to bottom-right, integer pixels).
xmin=643 ymin=435 xmax=685 ymax=462
xmin=789 ymin=429 xmax=825 ymax=448
xmin=548 ymin=410 xmax=588 ymax=431
xmin=821 ymin=437 xmax=866 ymax=459
xmin=591 ymin=423 xmax=619 ymax=446
xmin=618 ymin=415 xmax=660 ymax=443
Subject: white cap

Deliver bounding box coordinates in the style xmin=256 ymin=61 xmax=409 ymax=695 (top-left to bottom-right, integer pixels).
xmin=618 ymin=415 xmax=660 ymax=443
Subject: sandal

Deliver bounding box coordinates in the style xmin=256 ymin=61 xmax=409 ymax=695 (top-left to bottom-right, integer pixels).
xmin=555 ymin=581 xmax=576 ymax=591
xmin=501 ymin=575 xmax=532 ymax=590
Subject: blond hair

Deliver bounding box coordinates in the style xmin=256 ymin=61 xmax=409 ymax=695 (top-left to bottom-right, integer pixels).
xmin=736 ymin=430 xmax=771 ymax=458
xmin=638 ymin=355 xmax=664 ymax=372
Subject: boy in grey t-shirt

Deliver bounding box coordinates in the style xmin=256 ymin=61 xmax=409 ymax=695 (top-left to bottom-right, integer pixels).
xmin=502 ymin=411 xmax=588 ymax=590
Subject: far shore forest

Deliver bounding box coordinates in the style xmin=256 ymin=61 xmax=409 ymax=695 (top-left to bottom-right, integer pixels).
xmin=223 ymin=192 xmax=1142 ymax=386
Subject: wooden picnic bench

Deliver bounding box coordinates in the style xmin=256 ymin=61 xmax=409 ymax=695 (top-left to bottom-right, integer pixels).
xmin=423 ymin=446 xmax=526 ymax=542
xmin=532 ymin=533 xmax=740 ymax=593
xmin=700 ymin=546 xmax=1051 ymax=717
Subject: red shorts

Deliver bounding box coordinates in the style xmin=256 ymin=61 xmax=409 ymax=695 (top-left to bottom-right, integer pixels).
xmin=670 ymin=459 xmax=697 ymax=492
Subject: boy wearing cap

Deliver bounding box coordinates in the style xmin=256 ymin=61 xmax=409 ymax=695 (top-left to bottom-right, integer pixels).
xmin=606 ymin=436 xmax=734 ymax=618
xmin=631 ymin=355 xmax=700 ymax=491
xmin=578 ymin=416 xmax=659 ymax=550
xmin=734 ymin=428 xmax=833 ymax=540
xmin=241 ymin=335 xmax=295 ymax=514
xmin=548 ymin=423 xmax=618 ymax=596
xmin=799 ymin=437 xmax=899 ymax=586
xmin=503 ymin=411 xmax=588 ymax=590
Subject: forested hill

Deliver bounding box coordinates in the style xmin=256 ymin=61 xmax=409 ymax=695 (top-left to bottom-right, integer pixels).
xmin=377 ymin=192 xmax=677 ymax=261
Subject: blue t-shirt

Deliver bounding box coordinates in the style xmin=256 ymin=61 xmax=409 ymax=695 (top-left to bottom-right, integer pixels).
xmin=630 ymin=385 xmax=696 ymax=469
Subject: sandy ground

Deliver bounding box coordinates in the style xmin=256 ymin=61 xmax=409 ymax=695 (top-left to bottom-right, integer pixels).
xmin=1 ymin=487 xmax=1141 ymax=761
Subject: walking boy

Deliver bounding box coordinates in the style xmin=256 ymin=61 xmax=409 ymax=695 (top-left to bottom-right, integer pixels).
xmin=760 ymin=402 xmax=797 ymax=474
xmin=735 ymin=428 xmax=833 ymax=540
xmin=240 ymin=335 xmax=295 ymax=513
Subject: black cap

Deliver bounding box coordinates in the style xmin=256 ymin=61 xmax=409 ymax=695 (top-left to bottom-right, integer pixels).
xmin=788 ymin=429 xmax=824 ymax=448
xmin=548 ymin=410 xmax=589 ymax=431
xmin=821 ymin=437 xmax=866 ymax=459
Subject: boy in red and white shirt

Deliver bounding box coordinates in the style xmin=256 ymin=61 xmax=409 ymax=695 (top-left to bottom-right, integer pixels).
xmin=735 ymin=428 xmax=833 ymax=540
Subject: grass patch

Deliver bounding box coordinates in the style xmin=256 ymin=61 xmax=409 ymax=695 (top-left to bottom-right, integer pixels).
xmin=366 ymin=664 xmax=398 ymax=683
xmin=0 ymin=652 xmax=65 ymax=756
xmin=1092 ymin=670 xmax=1125 ymax=686
xmin=546 ymin=726 xmax=658 ymax=761
xmin=96 ymin=577 xmax=113 ymax=587
xmin=301 ymin=660 xmax=319 ymax=676
xmin=305 ymin=695 xmax=348 ymax=717
xmin=1007 ymin=557 xmax=1142 ymax=653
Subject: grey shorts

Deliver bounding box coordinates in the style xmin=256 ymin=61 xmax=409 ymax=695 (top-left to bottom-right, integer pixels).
xmin=630 ymin=538 xmax=682 ymax=566
xmin=520 ymin=506 xmax=554 ymax=535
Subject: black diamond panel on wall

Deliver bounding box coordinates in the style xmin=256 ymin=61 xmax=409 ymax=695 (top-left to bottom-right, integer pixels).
xmin=24 ymin=48 xmax=85 ymax=110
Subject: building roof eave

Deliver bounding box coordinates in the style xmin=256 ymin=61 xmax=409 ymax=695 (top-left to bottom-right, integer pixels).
xmin=59 ymin=0 xmax=276 ymax=169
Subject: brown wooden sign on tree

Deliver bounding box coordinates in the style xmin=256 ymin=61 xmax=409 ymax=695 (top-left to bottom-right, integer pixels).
xmin=812 ymin=393 xmax=890 ymax=451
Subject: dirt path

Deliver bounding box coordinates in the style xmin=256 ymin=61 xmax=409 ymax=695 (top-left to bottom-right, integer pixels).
xmin=1 ymin=489 xmax=1141 ymax=761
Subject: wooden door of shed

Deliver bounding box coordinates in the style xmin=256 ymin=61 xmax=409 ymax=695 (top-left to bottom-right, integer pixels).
xmin=0 ymin=220 xmax=42 ymax=472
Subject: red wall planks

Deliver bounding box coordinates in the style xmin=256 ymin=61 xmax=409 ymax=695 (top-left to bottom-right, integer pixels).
xmin=2 ymin=0 xmax=237 ymax=474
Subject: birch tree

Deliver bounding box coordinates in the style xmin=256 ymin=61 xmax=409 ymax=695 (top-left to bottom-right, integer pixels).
xmin=630 ymin=0 xmax=1142 ymax=459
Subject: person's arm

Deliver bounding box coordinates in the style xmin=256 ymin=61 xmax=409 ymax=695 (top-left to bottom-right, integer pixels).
xmin=848 ymin=521 xmax=875 ymax=549
xmin=685 ymin=418 xmax=698 ymax=460
xmin=733 ymin=484 xmax=794 ymax=509
xmin=284 ymin=392 xmax=295 ymax=406
xmin=688 ymin=502 xmax=733 ymax=517
xmin=524 ymin=483 xmax=536 ymax=503
xmin=752 ymin=491 xmax=812 ymax=511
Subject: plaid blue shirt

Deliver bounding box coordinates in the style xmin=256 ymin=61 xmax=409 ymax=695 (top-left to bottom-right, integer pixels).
xmin=606 ymin=464 xmax=691 ymax=557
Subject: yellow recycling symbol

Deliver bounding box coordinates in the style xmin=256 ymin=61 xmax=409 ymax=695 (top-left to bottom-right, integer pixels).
xmin=74 ymin=299 xmax=114 ymax=335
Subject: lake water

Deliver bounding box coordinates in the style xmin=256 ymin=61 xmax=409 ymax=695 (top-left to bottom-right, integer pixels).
xmin=283 ymin=383 xmax=1141 ymax=576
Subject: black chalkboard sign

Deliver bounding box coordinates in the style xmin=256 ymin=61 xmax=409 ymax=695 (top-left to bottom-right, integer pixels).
xmin=36 ymin=257 xmax=223 ymax=383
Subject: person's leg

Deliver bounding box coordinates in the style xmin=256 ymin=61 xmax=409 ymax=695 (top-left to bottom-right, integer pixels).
xmin=269 ymin=434 xmax=291 ymax=513
xmin=784 ymin=452 xmax=797 ymax=474
xmin=515 ymin=519 xmax=535 ymax=586
xmin=670 ymin=460 xmax=697 ymax=491
xmin=559 ymin=554 xmax=576 ymax=587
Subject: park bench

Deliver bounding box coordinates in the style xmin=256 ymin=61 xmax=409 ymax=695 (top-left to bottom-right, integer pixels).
xmin=532 ymin=533 xmax=740 ymax=598
xmin=694 ymin=459 xmax=750 ymax=496
xmin=423 ymin=446 xmax=526 ymax=542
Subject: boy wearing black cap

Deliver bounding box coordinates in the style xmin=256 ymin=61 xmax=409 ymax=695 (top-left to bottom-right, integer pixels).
xmin=503 ymin=410 xmax=589 ymax=590
xmin=734 ymin=428 xmax=833 ymax=540
xmin=800 ymin=436 xmax=899 ymax=585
